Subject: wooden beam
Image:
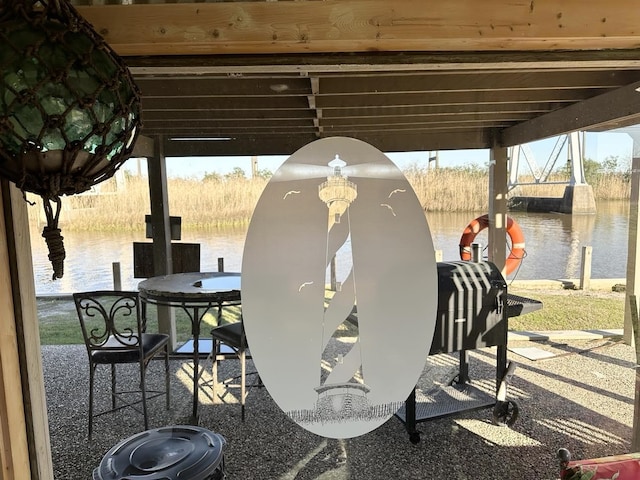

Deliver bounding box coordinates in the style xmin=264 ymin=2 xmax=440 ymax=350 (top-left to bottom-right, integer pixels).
xmin=315 ymin=89 xmax=606 ymax=109
xmin=500 ymin=80 xmax=640 ymax=145
xmin=141 ymin=95 xmax=309 ymax=110
xmin=162 ymin=128 xmax=491 ymax=156
xmin=317 ymin=70 xmax=637 ymax=94
xmin=77 ymin=1 xmax=640 ymax=56
xmin=0 ymin=182 xmax=31 ymax=480
xmin=136 ymin=77 xmax=311 ymax=97
xmin=1 ymin=182 xmax=53 ymax=480
xmin=625 ymin=154 xmax=640 ymax=344
xmin=142 ymin=109 xmax=314 ymax=121
xmin=319 ymin=112 xmax=534 ymax=126
xmin=323 ymin=103 xmax=555 ymax=117
xmin=125 ymin=50 xmax=640 ymax=74
xmin=132 ymin=135 xmax=155 ymax=158
xmin=135 ymin=70 xmax=637 ymax=96
xmin=488 ymin=146 xmax=509 ymax=275
xmin=147 ymin=137 xmax=177 ymax=349
xmin=143 ymin=118 xmax=316 ymax=129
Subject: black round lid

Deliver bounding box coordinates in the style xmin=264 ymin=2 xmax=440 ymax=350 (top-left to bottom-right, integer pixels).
xmin=93 ymin=426 xmax=226 ymax=480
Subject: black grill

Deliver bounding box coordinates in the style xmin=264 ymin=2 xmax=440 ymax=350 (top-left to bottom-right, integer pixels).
xmin=397 ymin=260 xmax=542 ymax=442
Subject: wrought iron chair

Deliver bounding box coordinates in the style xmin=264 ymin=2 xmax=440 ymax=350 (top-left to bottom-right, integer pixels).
xmin=73 ymin=291 xmax=170 ymax=437
xmin=210 ymin=319 xmax=260 ymax=420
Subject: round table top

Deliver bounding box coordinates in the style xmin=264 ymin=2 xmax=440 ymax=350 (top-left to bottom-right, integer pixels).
xmin=138 ymin=272 xmax=241 ymax=303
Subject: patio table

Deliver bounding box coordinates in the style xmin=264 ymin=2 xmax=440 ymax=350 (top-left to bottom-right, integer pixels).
xmin=138 ymin=271 xmax=241 ymax=423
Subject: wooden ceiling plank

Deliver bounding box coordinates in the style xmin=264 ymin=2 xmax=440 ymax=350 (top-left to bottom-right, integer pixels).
xmin=145 ymin=122 xmax=506 ymax=139
xmin=141 ymin=96 xmax=310 ymax=110
xmin=125 ymin=50 xmax=640 ymax=75
xmin=323 ymin=103 xmax=555 ymax=117
xmin=76 ymin=1 xmax=640 ymax=56
xmin=318 ymin=70 xmax=640 ymax=94
xmin=142 ymin=109 xmax=315 ymax=121
xmin=315 ymin=88 xmax=608 ymax=108
xmin=500 ymin=81 xmax=640 ymax=145
xmin=143 ymin=119 xmax=316 ymax=128
xmin=320 ymin=112 xmax=534 ymax=126
xmin=161 ymin=129 xmax=490 ymax=157
xmin=322 ymin=122 xmax=512 ymax=133
xmin=163 ymin=136 xmax=319 ymax=157
xmin=135 ymin=77 xmax=311 ymax=96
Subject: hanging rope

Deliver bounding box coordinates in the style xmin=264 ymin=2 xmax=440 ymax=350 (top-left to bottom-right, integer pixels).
xmin=41 ymin=196 xmax=65 ymax=280
xmin=0 ymin=0 xmax=142 ymax=280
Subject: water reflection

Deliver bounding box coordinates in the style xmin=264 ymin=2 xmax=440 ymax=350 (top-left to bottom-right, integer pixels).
xmin=30 ymin=202 xmax=630 ymax=295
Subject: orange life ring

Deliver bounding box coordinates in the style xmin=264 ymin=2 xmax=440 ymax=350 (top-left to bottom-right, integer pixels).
xmin=459 ymin=214 xmax=525 ymax=276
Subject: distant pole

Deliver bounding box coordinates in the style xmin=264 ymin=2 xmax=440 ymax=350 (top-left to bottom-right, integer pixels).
xmin=471 ymin=243 xmax=481 ymax=262
xmin=579 ymin=246 xmax=592 ymax=290
xmin=251 ymin=156 xmax=258 ymax=178
xmin=428 ymin=151 xmax=439 ymax=169
xmin=218 ymin=257 xmax=224 ymax=272
xmin=112 ymin=262 xmax=122 ymax=290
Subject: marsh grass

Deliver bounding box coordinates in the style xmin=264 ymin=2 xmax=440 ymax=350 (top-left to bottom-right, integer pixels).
xmin=26 ymin=168 xmax=631 ymax=231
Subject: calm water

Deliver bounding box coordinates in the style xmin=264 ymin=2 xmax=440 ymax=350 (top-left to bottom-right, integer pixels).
xmin=29 ymin=202 xmax=630 ymax=295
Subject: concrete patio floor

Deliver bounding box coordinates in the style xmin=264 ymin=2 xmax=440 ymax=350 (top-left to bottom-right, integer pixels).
xmin=43 ymin=337 xmax=635 ymax=479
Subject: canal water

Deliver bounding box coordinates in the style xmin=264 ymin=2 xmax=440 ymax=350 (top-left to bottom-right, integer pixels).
xmin=29 ymin=201 xmax=630 ymax=295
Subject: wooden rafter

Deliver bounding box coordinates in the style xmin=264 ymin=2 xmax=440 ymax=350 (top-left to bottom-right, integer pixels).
xmin=77 ymin=1 xmax=640 ymax=57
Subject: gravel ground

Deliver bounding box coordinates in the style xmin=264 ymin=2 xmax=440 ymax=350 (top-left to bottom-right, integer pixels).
xmin=42 ymin=337 xmax=635 ymax=480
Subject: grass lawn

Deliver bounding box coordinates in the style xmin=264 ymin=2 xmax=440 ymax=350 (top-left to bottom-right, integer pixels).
xmin=36 ymin=287 xmax=625 ymax=345
xmin=507 ymin=287 xmax=625 ymax=331
xmin=36 ymin=297 xmax=242 ymax=345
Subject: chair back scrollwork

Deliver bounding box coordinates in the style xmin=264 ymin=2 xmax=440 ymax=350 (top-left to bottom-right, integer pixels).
xmin=74 ymin=291 xmax=144 ymax=354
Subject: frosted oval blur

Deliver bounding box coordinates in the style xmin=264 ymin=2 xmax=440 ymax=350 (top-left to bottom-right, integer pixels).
xmin=241 ymin=137 xmax=438 ymax=438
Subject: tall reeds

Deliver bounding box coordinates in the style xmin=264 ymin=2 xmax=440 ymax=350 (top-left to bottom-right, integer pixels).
xmin=25 ymin=168 xmax=631 ymax=231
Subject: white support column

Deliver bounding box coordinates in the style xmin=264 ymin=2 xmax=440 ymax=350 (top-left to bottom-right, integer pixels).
xmin=568 ymin=131 xmax=586 ymax=185
xmin=488 ymin=145 xmax=509 ymax=275
xmin=507 ymin=145 xmax=519 ymax=188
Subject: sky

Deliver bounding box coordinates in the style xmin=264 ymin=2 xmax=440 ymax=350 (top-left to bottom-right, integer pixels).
xmin=123 ymin=130 xmax=636 ymax=179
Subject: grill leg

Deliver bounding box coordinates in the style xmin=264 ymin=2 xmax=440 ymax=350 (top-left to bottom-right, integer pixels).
xmin=457 ymin=349 xmax=470 ymax=384
xmin=405 ymin=387 xmax=420 ymax=444
xmin=495 ymin=345 xmax=507 ymax=395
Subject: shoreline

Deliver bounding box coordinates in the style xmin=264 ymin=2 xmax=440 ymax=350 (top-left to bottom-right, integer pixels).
xmin=35 ymin=277 xmax=627 ymax=301
xmin=509 ymin=277 xmax=626 ymax=291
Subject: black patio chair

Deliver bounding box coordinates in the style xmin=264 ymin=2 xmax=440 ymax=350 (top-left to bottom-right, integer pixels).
xmin=210 ymin=319 xmax=260 ymax=420
xmin=73 ymin=291 xmax=170 ymax=438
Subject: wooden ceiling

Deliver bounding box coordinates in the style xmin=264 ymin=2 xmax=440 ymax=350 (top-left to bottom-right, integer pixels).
xmin=73 ymin=0 xmax=640 ymax=157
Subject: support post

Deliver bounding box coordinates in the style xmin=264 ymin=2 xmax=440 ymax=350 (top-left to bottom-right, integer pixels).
xmin=579 ymin=246 xmax=592 ymax=290
xmin=471 ymin=243 xmax=481 ymax=262
xmin=629 ymin=295 xmax=640 ymax=451
xmin=112 ymin=262 xmax=122 ymax=290
xmin=147 ymin=136 xmax=176 ymax=348
xmin=251 ymin=156 xmax=258 ymax=178
xmin=0 ymin=180 xmax=53 ymax=479
xmin=488 ymin=145 xmax=509 ymax=275
xmin=568 ymin=131 xmax=586 ymax=185
xmin=626 ymin=156 xmax=640 ymax=344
